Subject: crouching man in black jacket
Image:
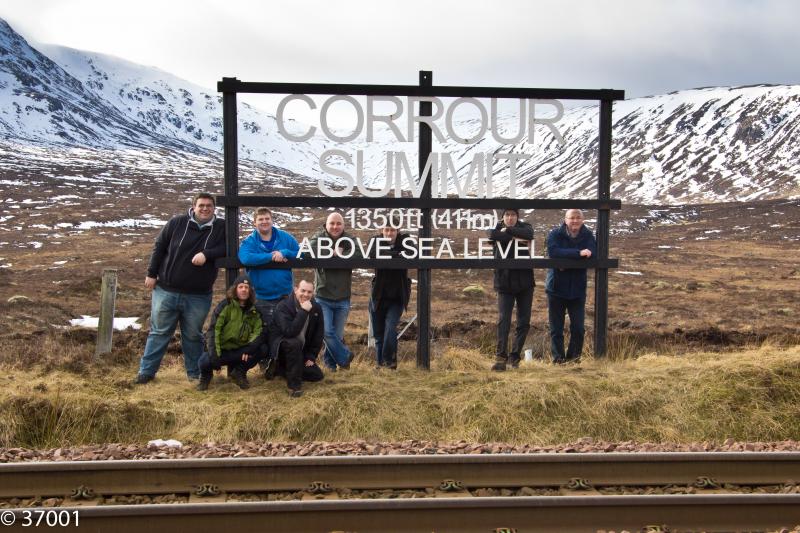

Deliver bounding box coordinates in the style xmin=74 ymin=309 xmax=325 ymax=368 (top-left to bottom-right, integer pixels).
xmin=267 ymin=279 xmax=325 ymax=397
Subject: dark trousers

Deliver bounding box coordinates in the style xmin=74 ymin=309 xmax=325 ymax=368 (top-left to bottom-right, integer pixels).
xmin=198 ymin=343 xmax=268 ymax=377
xmin=547 ymin=295 xmax=586 ymax=362
xmin=255 ymin=298 xmax=281 ymax=328
xmin=369 ymin=299 xmax=404 ymax=368
xmin=496 ymin=287 xmax=533 ymax=363
xmin=277 ymin=338 xmax=324 ymax=391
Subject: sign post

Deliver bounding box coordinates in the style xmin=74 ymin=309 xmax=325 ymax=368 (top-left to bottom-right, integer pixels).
xmin=216 ymin=74 xmax=624 ymax=366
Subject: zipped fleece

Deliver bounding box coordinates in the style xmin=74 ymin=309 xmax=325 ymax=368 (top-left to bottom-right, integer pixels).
xmin=238 ymin=227 xmax=300 ymax=301
xmin=147 ymin=209 xmax=226 ymax=294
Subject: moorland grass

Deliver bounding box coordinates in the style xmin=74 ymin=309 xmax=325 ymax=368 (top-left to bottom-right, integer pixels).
xmin=1 ymin=344 xmax=799 ymax=448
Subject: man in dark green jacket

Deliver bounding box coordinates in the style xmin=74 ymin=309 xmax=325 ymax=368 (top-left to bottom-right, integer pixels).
xmin=197 ymin=274 xmax=268 ymax=391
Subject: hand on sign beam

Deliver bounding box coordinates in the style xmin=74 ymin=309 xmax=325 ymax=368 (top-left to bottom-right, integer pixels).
xmin=272 ymin=251 xmax=288 ymax=262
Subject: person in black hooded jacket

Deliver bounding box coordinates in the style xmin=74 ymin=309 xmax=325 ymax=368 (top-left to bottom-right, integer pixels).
xmin=136 ymin=193 xmax=226 ymax=384
xmin=488 ymin=208 xmax=534 ymax=371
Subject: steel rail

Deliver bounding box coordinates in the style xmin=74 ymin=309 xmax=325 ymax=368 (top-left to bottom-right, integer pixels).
xmin=5 ymin=495 xmax=800 ymax=532
xmin=3 ymin=453 xmax=800 ymax=499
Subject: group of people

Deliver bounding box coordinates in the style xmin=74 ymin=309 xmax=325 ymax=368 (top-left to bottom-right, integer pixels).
xmin=133 ymin=193 xmax=597 ymax=394
xmin=489 ymin=208 xmax=597 ymax=370
xmin=133 ymin=195 xmax=413 ymax=396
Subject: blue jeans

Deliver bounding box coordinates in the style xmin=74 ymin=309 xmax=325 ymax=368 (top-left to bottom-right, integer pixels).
xmin=370 ymin=299 xmax=403 ymax=368
xmin=547 ymin=294 xmax=586 ymax=363
xmin=316 ymin=296 xmax=352 ymax=370
xmin=138 ymin=286 xmax=212 ymax=379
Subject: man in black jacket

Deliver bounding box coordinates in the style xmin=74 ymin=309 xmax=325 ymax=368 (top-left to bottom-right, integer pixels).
xmin=368 ymin=224 xmax=413 ymax=370
xmin=135 ymin=193 xmax=226 ymax=384
xmin=267 ymin=279 xmax=325 ymax=397
xmin=488 ymin=208 xmax=534 ymax=371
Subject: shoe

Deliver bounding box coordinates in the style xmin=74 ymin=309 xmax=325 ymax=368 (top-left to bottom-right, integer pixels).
xmin=263 ymin=357 xmax=277 ymax=381
xmin=491 ymin=361 xmax=506 ymax=372
xmin=134 ymin=374 xmax=154 ymax=385
xmin=196 ymin=374 xmax=211 ymax=391
xmin=288 ymin=388 xmax=304 ymax=398
xmin=229 ymin=368 xmax=250 ymax=390
xmin=509 ymin=356 xmax=520 ymax=369
xmin=340 ymin=351 xmax=355 ymax=370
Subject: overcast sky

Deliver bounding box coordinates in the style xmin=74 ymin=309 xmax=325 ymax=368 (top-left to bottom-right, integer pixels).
xmin=2 ymin=0 xmax=798 ymax=104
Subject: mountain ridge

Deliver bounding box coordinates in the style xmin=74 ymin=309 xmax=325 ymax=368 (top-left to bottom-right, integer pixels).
xmin=1 ymin=17 xmax=798 ymax=203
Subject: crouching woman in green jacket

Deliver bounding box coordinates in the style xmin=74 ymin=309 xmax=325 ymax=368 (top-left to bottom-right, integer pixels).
xmin=197 ymin=274 xmax=268 ymax=391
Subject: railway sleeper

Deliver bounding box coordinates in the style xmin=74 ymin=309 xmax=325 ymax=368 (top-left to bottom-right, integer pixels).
xmin=188 ymin=483 xmax=227 ymax=503
xmin=560 ymin=477 xmax=602 ymax=496
xmin=62 ymin=496 xmax=102 ymax=507
xmin=433 ymin=478 xmax=472 ymax=498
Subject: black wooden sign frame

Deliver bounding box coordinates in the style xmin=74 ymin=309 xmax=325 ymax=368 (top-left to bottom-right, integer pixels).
xmin=217 ymin=71 xmax=623 ymax=368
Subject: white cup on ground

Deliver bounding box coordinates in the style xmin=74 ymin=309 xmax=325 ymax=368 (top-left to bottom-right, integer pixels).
xmin=524 ymin=349 xmax=533 ymax=362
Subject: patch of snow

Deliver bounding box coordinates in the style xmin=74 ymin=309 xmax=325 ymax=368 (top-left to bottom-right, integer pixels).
xmin=69 ymin=316 xmax=142 ymax=330
xmin=147 ymin=439 xmax=183 ymax=448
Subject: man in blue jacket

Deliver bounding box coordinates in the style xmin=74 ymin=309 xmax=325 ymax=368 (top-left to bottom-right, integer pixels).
xmin=545 ymin=209 xmax=597 ymax=364
xmin=238 ymin=207 xmax=300 ymax=326
xmin=136 ymin=192 xmax=226 ymax=384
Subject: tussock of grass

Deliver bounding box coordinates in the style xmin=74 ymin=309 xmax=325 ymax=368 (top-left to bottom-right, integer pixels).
xmin=1 ymin=345 xmax=799 ymax=447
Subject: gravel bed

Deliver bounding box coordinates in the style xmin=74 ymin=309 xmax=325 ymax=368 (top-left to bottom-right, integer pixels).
xmin=3 ymin=483 xmax=800 ymax=509
xmin=2 ymin=438 xmax=800 ymax=462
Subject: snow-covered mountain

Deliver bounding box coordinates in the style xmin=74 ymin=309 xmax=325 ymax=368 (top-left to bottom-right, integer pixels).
xmin=417 ymin=85 xmax=800 ymax=203
xmin=0 ymin=18 xmax=194 ymax=151
xmin=36 ymin=42 xmax=328 ymax=171
xmin=1 ymin=17 xmax=798 ymax=203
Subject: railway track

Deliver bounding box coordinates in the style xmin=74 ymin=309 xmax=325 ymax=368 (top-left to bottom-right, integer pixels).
xmin=2 ymin=453 xmax=800 ymax=532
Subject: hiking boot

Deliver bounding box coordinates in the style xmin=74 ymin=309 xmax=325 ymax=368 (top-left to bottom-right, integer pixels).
xmin=134 ymin=374 xmax=154 ymax=385
xmin=229 ymin=368 xmax=250 ymax=390
xmin=491 ymin=361 xmax=507 ymax=372
xmin=288 ymin=388 xmax=304 ymax=398
xmin=263 ymin=357 xmax=277 ymax=381
xmin=508 ymin=356 xmax=520 ymax=369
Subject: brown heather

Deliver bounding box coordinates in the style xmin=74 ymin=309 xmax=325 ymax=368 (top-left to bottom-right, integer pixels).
xmin=0 ymin=339 xmax=798 ymax=448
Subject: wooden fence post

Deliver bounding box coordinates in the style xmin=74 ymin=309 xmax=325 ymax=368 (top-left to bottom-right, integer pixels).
xmin=95 ymin=269 xmax=118 ymax=360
